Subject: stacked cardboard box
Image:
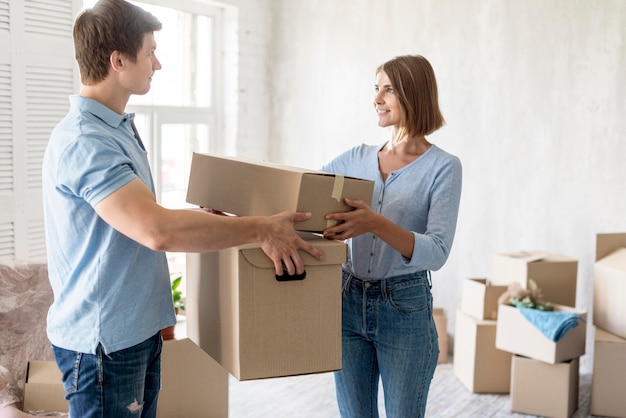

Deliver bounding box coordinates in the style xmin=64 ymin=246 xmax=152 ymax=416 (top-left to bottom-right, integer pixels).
xmin=186 ymin=152 xmax=375 ymax=233
xmin=186 ymin=234 xmax=347 ymax=380
xmin=453 ymin=278 xmax=511 ymax=393
xmin=492 ymin=251 xmax=578 ymax=307
xmin=22 ymin=335 xmax=229 ymax=417
xmin=495 ymin=284 xmax=585 ymax=415
xmin=433 ymin=308 xmax=448 ymax=364
xmin=591 ymin=233 xmax=626 ymax=417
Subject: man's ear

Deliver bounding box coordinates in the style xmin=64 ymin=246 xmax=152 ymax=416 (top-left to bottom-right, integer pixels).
xmin=110 ymin=50 xmax=125 ymax=72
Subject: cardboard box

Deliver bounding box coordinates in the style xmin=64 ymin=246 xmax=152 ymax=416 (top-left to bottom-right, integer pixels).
xmin=433 ymin=308 xmax=448 ymax=363
xmin=186 ymin=152 xmax=375 ymax=232
xmin=460 ymin=278 xmax=507 ymax=320
xmin=510 ymin=355 xmax=579 ymax=418
xmin=594 ymin=233 xmax=626 ymax=339
xmin=22 ymin=338 xmax=228 ymax=417
xmin=453 ymin=310 xmax=512 ymax=393
xmin=492 ymin=251 xmax=578 ymax=307
xmin=159 ymin=337 xmax=229 ymax=418
xmin=495 ymin=303 xmax=586 ymax=364
xmin=590 ymin=327 xmax=626 ymax=417
xmin=23 ymin=361 xmax=68 ymax=413
xmin=186 ymin=234 xmax=346 ymax=380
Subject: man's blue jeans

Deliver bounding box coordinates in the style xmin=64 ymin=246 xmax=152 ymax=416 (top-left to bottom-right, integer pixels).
xmin=52 ymin=332 xmax=162 ymax=418
xmin=334 ymin=270 xmax=439 ymax=418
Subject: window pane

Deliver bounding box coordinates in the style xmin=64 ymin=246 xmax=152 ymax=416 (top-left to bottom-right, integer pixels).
xmin=129 ymin=3 xmax=213 ymax=107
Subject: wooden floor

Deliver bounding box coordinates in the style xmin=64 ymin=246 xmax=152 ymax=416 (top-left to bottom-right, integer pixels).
xmin=228 ymin=361 xmax=595 ymax=418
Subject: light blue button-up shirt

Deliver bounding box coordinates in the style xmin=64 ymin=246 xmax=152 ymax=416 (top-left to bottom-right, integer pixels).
xmin=322 ymin=143 xmax=462 ymax=279
xmin=42 ymin=95 xmax=174 ymax=354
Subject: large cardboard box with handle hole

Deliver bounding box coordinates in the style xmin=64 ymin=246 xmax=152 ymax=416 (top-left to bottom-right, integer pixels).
xmin=186 ymin=152 xmax=375 ymax=233
xmin=186 ymin=233 xmax=346 ymax=380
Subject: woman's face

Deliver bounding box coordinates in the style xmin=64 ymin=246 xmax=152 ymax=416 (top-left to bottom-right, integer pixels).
xmin=373 ymin=70 xmax=401 ymax=129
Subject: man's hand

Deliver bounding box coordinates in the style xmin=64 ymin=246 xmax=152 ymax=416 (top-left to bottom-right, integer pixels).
xmin=260 ymin=211 xmax=324 ymax=276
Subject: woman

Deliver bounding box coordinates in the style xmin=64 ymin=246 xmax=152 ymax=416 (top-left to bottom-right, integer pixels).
xmin=322 ymin=55 xmax=462 ymax=418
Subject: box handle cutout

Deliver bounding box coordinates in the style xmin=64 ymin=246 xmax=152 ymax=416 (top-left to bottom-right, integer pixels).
xmin=275 ymin=270 xmax=307 ymax=282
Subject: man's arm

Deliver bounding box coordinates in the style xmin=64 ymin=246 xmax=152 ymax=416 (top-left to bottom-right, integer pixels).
xmin=94 ymin=178 xmax=323 ymax=275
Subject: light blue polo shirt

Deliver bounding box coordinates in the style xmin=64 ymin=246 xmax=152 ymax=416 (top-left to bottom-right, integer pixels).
xmin=42 ymin=95 xmax=175 ymax=355
xmin=321 ymin=143 xmax=462 ymax=279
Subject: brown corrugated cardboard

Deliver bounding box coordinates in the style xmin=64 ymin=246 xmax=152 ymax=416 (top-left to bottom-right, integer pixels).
xmin=460 ymin=278 xmax=507 ymax=320
xmin=510 ymin=355 xmax=579 ymax=418
xmin=23 ymin=361 xmax=68 ymax=414
xmin=594 ymin=233 xmax=626 ymax=339
xmin=186 ymin=152 xmax=375 ymax=232
xmin=186 ymin=234 xmax=346 ymax=380
xmin=453 ymin=310 xmax=511 ymax=393
xmin=495 ymin=303 xmax=586 ymax=364
xmin=492 ymin=251 xmax=578 ymax=307
xmin=159 ymin=337 xmax=229 ymax=418
xmin=433 ymin=308 xmax=448 ymax=363
xmin=23 ymin=338 xmax=228 ymax=417
xmin=590 ymin=327 xmax=626 ymax=417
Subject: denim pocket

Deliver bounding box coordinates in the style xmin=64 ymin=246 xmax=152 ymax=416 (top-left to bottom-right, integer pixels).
xmin=387 ymin=281 xmax=430 ymax=314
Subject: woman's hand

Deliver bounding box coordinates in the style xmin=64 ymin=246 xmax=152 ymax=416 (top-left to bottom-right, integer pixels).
xmin=322 ymin=198 xmax=381 ymax=240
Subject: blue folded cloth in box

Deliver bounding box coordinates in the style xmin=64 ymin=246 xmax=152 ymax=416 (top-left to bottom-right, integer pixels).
xmin=518 ymin=307 xmax=583 ymax=342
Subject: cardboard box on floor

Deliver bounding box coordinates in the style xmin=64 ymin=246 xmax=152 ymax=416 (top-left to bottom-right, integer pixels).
xmin=510 ymin=355 xmax=579 ymax=418
xmin=495 ymin=303 xmax=586 ymax=364
xmin=186 ymin=152 xmax=375 ymax=233
xmin=460 ymin=278 xmax=507 ymax=320
xmin=433 ymin=308 xmax=448 ymax=363
xmin=23 ymin=361 xmax=68 ymax=414
xmin=491 ymin=251 xmax=578 ymax=307
xmin=453 ymin=310 xmax=512 ymax=393
xmin=22 ymin=338 xmax=228 ymax=417
xmin=590 ymin=327 xmax=626 ymax=418
xmin=159 ymin=337 xmax=228 ymax=418
xmin=594 ymin=232 xmax=626 ymax=339
xmin=186 ymin=234 xmax=346 ymax=380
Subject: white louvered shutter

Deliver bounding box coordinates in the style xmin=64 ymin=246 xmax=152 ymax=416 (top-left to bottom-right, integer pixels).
xmin=0 ymin=0 xmax=79 ymax=264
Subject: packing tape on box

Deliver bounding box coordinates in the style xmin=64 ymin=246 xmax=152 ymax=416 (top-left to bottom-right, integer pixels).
xmin=331 ymin=175 xmax=344 ymax=202
xmin=326 ymin=175 xmax=345 ymax=228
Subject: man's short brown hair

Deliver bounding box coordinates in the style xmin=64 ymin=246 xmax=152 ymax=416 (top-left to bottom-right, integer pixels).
xmin=73 ymin=0 xmax=162 ymax=85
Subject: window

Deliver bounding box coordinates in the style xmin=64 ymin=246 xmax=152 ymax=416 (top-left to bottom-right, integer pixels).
xmin=84 ymin=0 xmax=225 ymax=275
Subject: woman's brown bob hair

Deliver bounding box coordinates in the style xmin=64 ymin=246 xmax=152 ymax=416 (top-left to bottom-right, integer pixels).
xmin=73 ymin=0 xmax=162 ymax=85
xmin=377 ymin=55 xmax=445 ymax=141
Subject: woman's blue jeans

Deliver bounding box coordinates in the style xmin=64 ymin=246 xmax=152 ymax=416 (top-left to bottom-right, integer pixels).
xmin=52 ymin=332 xmax=162 ymax=418
xmin=334 ymin=270 xmax=439 ymax=418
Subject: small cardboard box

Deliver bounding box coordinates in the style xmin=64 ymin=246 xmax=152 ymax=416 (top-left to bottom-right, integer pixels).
xmin=159 ymin=337 xmax=229 ymax=418
xmin=594 ymin=233 xmax=626 ymax=339
xmin=453 ymin=310 xmax=511 ymax=393
xmin=433 ymin=308 xmax=448 ymax=363
xmin=186 ymin=234 xmax=346 ymax=380
xmin=590 ymin=327 xmax=626 ymax=417
xmin=510 ymin=355 xmax=579 ymax=418
xmin=492 ymin=251 xmax=578 ymax=307
xmin=186 ymin=152 xmax=375 ymax=232
xmin=495 ymin=303 xmax=586 ymax=364
xmin=23 ymin=361 xmax=68 ymax=414
xmin=460 ymin=278 xmax=507 ymax=320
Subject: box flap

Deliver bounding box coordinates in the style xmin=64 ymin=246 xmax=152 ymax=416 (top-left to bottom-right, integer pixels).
xmin=595 ymin=327 xmax=626 ymax=344
xmin=500 ymin=251 xmax=549 ymax=263
xmin=596 ymin=232 xmax=626 ymax=261
xmin=240 ymin=237 xmax=346 ymax=270
xmin=595 ymin=247 xmax=626 ymax=270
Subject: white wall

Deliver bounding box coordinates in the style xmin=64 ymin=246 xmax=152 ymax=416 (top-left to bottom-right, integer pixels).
xmin=246 ymin=0 xmax=626 ymax=374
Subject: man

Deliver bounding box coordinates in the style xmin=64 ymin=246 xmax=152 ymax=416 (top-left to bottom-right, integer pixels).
xmin=41 ymin=0 xmax=323 ymax=416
